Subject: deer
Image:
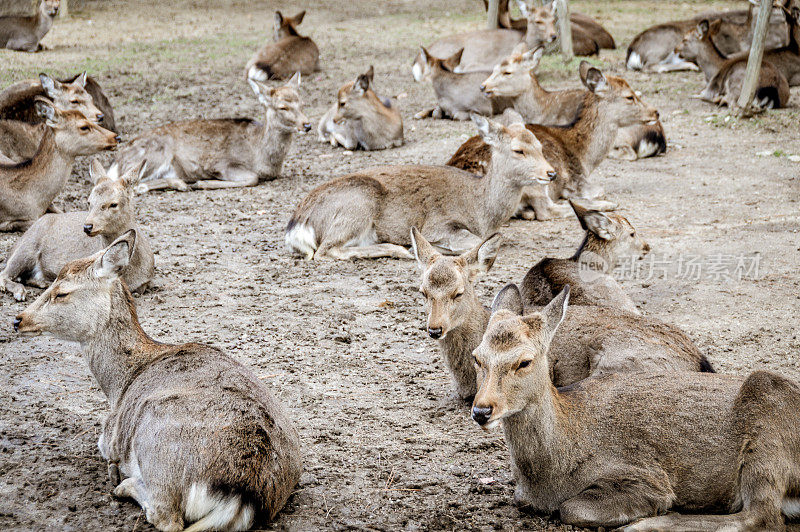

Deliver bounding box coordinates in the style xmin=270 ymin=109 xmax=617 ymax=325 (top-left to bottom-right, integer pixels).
xmin=519 ymin=2 xmax=601 ymax=56
xmin=414 ymin=48 xmax=512 ymax=120
xmin=520 ymin=200 xmax=647 ymax=314
xmin=0 ymin=100 xmax=118 ymax=232
xmin=472 ymin=283 xmax=800 ymax=531
xmin=246 ymin=10 xmax=319 ymax=82
xmin=285 ymin=114 xmax=556 ymax=261
xmin=0 ymin=120 xmax=44 ymax=163
xmin=108 ymin=74 xmax=310 ymax=193
xmin=0 ymin=0 xmax=59 ymax=52
xmin=13 ymin=230 xmax=303 ymax=532
xmin=481 ymin=44 xmax=666 ymax=161
xmin=449 ymin=62 xmax=659 ymax=220
xmin=317 ymin=66 xmax=403 ymax=150
xmin=0 ymin=160 xmax=154 ymax=302
xmin=745 ymin=1 xmax=800 ymax=86
xmin=676 ymin=19 xmax=791 ymax=109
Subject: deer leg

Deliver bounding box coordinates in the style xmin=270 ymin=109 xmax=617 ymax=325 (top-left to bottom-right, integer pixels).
xmin=0 ymin=220 xmax=34 ymax=232
xmin=609 ymin=144 xmax=639 ymax=161
xmin=135 ymin=177 xmax=191 ymax=194
xmin=321 ymin=244 xmax=413 ymax=260
xmin=428 ymin=229 xmax=483 ymax=255
xmin=114 ymin=477 xmax=183 ymax=532
xmin=414 ymin=108 xmax=436 ymax=120
xmin=46 ymin=204 xmax=63 ymax=214
xmin=192 ymin=167 xmax=259 ymax=190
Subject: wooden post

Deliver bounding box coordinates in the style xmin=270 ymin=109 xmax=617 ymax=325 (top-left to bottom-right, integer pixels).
xmin=556 ymin=0 xmax=573 ymax=61
xmin=736 ymin=0 xmax=772 ymax=112
xmin=487 ymin=0 xmax=500 ymax=29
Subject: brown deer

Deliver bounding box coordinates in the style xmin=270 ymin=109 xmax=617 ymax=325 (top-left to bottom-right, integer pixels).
xmin=449 ymin=62 xmax=659 ymax=220
xmin=472 ymin=284 xmax=800 ymax=531
xmin=0 ymin=120 xmax=43 ymax=163
xmin=0 ymin=100 xmax=118 ymax=232
xmin=742 ymin=1 xmax=800 ymax=86
xmin=285 ymin=115 xmax=556 ymax=261
xmin=519 ymin=2 xmax=601 ymax=56
xmin=109 ymin=74 xmax=310 ymax=193
xmin=13 ymin=231 xmax=302 ymax=531
xmin=676 ymin=19 xmax=791 ymax=109
xmin=520 ymin=201 xmax=648 ymax=314
xmin=246 ymin=10 xmax=319 ymax=82
xmin=0 ymin=0 xmax=59 ymax=52
xmin=414 ymin=48 xmax=512 ymax=120
xmin=317 ymin=66 xmax=403 ymax=150
xmin=411 ymin=229 xmax=711 ymax=400
xmin=0 ymin=160 xmax=153 ymax=302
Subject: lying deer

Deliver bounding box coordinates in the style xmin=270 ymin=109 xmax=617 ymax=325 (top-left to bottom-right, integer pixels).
xmin=473 ymin=284 xmax=800 ymax=531
xmin=0 ymin=120 xmax=43 ymax=163
xmin=449 ymin=62 xmax=659 ymax=220
xmin=246 ymin=10 xmax=319 ymax=82
xmin=414 ymin=48 xmax=511 ymax=120
xmin=13 ymin=230 xmax=302 ymax=531
xmin=411 ymin=229 xmax=710 ymax=400
xmin=1 ymin=160 xmax=153 ymax=302
xmin=286 ymin=114 xmax=555 ymax=260
xmin=521 ymin=201 xmax=647 ymax=314
xmin=317 ymin=66 xmax=403 ymax=150
xmin=109 ymin=73 xmax=310 ymax=193
xmin=0 ymin=100 xmax=118 ymax=232
xmin=481 ymin=44 xmax=666 ymax=160
xmin=0 ymin=0 xmax=59 ymax=52
xmin=519 ymin=2 xmax=604 ymax=56
xmin=676 ymin=19 xmax=791 ymax=109
xmin=747 ymin=1 xmax=800 ymax=86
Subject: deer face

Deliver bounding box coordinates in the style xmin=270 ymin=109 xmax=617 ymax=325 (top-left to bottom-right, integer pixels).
xmin=253 ymin=73 xmax=311 ymax=133
xmin=84 ymin=161 xmax=137 ymax=238
xmin=572 ymin=201 xmax=650 ymax=264
xmin=525 ymin=6 xmax=558 ymax=48
xmin=39 ymin=73 xmax=104 ymax=124
xmin=580 ymin=63 xmax=659 ymax=128
xmin=41 ymin=0 xmax=60 ymax=17
xmin=675 ymin=20 xmax=719 ymax=62
xmin=333 ymin=66 xmax=377 ymax=123
xmin=481 ymin=46 xmax=543 ymax=98
xmin=35 ymin=99 xmax=118 ymax=156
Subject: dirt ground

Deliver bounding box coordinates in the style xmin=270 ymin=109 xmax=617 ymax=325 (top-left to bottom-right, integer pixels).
xmin=1 ymin=0 xmax=799 ymax=530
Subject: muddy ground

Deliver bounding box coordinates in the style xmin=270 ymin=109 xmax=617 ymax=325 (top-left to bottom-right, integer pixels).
xmin=1 ymin=0 xmax=799 ymax=530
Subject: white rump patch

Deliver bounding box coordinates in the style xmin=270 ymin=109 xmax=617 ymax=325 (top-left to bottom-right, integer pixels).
xmin=285 ymin=222 xmax=317 ymax=259
xmin=183 ymin=483 xmax=252 ymax=532
xmin=627 ymin=51 xmax=643 ymax=71
xmin=637 ymin=140 xmax=659 ymax=158
xmin=783 ymin=497 xmax=800 ymax=518
xmin=247 ymin=65 xmax=267 ymax=85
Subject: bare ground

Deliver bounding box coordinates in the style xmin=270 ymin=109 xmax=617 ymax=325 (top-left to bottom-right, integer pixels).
xmin=1 ymin=0 xmax=799 ymax=530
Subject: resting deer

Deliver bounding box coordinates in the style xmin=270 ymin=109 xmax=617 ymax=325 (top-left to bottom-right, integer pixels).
xmin=286 ymin=114 xmax=555 ymax=261
xmin=109 ymin=74 xmax=310 ymax=193
xmin=317 ymin=66 xmax=403 ymax=150
xmin=414 ymin=48 xmax=512 ymax=120
xmin=0 ymin=120 xmax=43 ymax=163
xmin=449 ymin=62 xmax=659 ymax=220
xmin=411 ymin=229 xmax=710 ymax=400
xmin=521 ymin=201 xmax=647 ymax=314
xmin=13 ymin=231 xmax=302 ymax=532
xmin=481 ymin=44 xmax=665 ymax=160
xmin=473 ymin=283 xmax=800 ymax=531
xmin=519 ymin=2 xmax=601 ymax=56
xmin=1 ymin=160 xmax=153 ymax=302
xmin=246 ymin=10 xmax=319 ymax=82
xmin=744 ymin=2 xmax=800 ymax=86
xmin=0 ymin=101 xmax=118 ymax=232
xmin=676 ymin=19 xmax=790 ymax=109
xmin=0 ymin=0 xmax=59 ymax=52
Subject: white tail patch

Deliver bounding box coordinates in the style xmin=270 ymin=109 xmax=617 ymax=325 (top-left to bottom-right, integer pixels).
xmin=627 ymin=51 xmax=643 ymax=71
xmin=637 ymin=139 xmax=659 ymax=158
xmin=411 ymin=60 xmax=423 ymax=82
xmin=285 ymin=222 xmax=317 ymax=260
xmin=183 ymin=483 xmax=253 ymax=532
xmin=248 ymin=65 xmax=268 ymax=84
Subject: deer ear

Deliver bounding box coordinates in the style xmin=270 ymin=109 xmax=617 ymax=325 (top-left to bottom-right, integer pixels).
xmin=34 ymin=98 xmax=57 ymax=126
xmin=462 ymin=233 xmax=502 ymax=279
xmin=571 ymin=200 xmax=616 ymax=240
xmin=514 ymin=0 xmax=529 ymax=18
xmin=580 ymin=62 xmax=608 ymax=94
xmin=365 ymin=65 xmax=374 ymax=83
xmin=491 ymin=284 xmax=524 ymax=316
xmin=527 ymin=45 xmax=545 ymax=66
xmin=292 ymin=10 xmax=306 ymax=24
xmin=274 ymin=11 xmax=284 ymax=29
xmin=354 ymin=72 xmax=370 ymax=94
xmin=94 ymin=230 xmax=136 ymax=280
xmin=473 ymin=113 xmax=505 ymax=147
xmin=286 ymin=71 xmax=301 ymax=89
xmin=443 ymin=48 xmax=464 ymax=71
xmin=39 ymin=73 xmax=59 ymax=98
xmin=697 ymin=19 xmax=710 ymax=37
xmin=410 ymin=227 xmax=438 ymax=269
xmin=708 ymin=19 xmax=722 ymax=35
xmin=120 ymin=160 xmax=145 ymax=190
xmin=539 ymin=285 xmax=569 ymax=339
xmin=88 ymin=158 xmax=107 ymax=185
xmin=75 ymin=71 xmax=88 ymax=88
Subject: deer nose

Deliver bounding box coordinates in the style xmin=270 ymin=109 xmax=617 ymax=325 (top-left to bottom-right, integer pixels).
xmin=12 ymin=317 xmax=21 ymax=332
xmin=479 ymin=84 xmax=486 ymax=92
xmin=547 ymin=170 xmax=557 ymax=181
xmin=96 ymin=113 xmax=104 ymax=121
xmin=471 ymin=405 xmax=493 ymax=425
xmin=83 ymin=224 xmax=93 ymax=235
xmin=114 ymin=135 xmax=121 ymax=143
xmin=303 ymin=122 xmax=312 ymax=132
xmin=427 ymin=327 xmax=443 ymax=339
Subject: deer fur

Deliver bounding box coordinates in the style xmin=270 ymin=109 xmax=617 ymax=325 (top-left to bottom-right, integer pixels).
xmin=0 ymin=160 xmax=153 ymax=301
xmin=676 ymin=19 xmax=791 ymax=109
xmin=246 ymin=10 xmax=319 ymax=82
xmin=0 ymin=120 xmax=43 ymax=163
xmin=520 ymin=201 xmax=648 ymax=314
xmin=317 ymin=66 xmax=403 ymax=150
xmin=472 ymin=284 xmax=800 ymax=531
xmin=520 ymin=3 xmax=599 ymax=56
xmin=0 ymin=0 xmax=59 ymax=52
xmin=411 ymin=229 xmax=710 ymax=400
xmin=449 ymin=63 xmax=659 ymax=220
xmin=740 ymin=3 xmax=800 ymax=86
xmin=0 ymin=100 xmax=118 ymax=232
xmin=14 ymin=231 xmax=302 ymax=531
xmin=286 ymin=115 xmax=555 ymax=261
xmin=414 ymin=47 xmax=513 ymax=120
xmin=109 ymin=74 xmax=310 ymax=193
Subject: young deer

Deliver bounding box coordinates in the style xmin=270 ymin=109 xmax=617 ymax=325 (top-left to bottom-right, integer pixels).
xmin=246 ymin=10 xmax=319 ymax=82
xmin=0 ymin=0 xmax=59 ymax=52
xmin=1 ymin=160 xmax=154 ymax=302
xmin=414 ymin=48 xmax=512 ymax=120
xmin=521 ymin=201 xmax=648 ymax=314
xmin=676 ymin=19 xmax=791 ymax=109
xmin=317 ymin=66 xmax=403 ymax=150
xmin=286 ymin=115 xmax=556 ymax=261
xmin=0 ymin=100 xmax=118 ymax=232
xmin=13 ymin=231 xmax=302 ymax=531
xmin=410 ymin=230 xmax=710 ymax=400
xmin=109 ymin=74 xmax=310 ymax=193
xmin=472 ymin=284 xmax=800 ymax=531
xmin=449 ymin=62 xmax=659 ymax=220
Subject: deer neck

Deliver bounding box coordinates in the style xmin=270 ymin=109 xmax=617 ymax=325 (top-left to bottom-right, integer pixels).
xmin=558 ymin=93 xmax=616 ymax=174
xmin=20 ymin=128 xmax=76 ymax=213
xmin=572 ymin=232 xmax=617 ymax=271
xmin=510 ymin=76 xmax=548 ymax=121
xmin=82 ymin=284 xmax=163 ymax=406
xmin=696 ymin=40 xmax=727 ymax=81
xmin=34 ymin=4 xmax=55 ymax=39
xmin=441 ymin=295 xmax=490 ymax=373
xmin=480 ymin=153 xmax=527 ymax=235
xmin=257 ymin=110 xmax=294 ymax=178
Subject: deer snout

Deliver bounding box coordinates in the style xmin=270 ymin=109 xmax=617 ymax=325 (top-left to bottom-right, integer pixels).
xmin=471 ymin=405 xmax=493 ymax=425
xmin=96 ymin=113 xmax=104 ymax=121
xmin=303 ymin=122 xmax=312 ymax=132
xmin=428 ymin=327 xmax=443 ymax=339
xmin=12 ymin=317 xmax=21 ymax=332
xmin=83 ymin=224 xmax=94 ymax=236
xmin=12 ymin=313 xmax=39 ymax=335
xmin=547 ymin=170 xmax=557 ymax=181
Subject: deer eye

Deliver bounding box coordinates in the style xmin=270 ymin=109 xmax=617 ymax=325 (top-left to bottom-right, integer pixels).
xmin=513 ymin=148 xmax=524 ymax=155
xmin=517 ymin=360 xmax=532 ymax=371
xmin=53 ymin=291 xmax=70 ymax=301
xmin=70 ymin=99 xmax=79 ymax=105
xmin=453 ymin=292 xmax=464 ymax=300
xmin=473 ymin=354 xmax=482 ymax=367
xmin=109 ymin=203 xmax=118 ymax=209
xmin=626 ymin=95 xmax=635 ymax=101
xmin=79 ymin=125 xmax=90 ymax=131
